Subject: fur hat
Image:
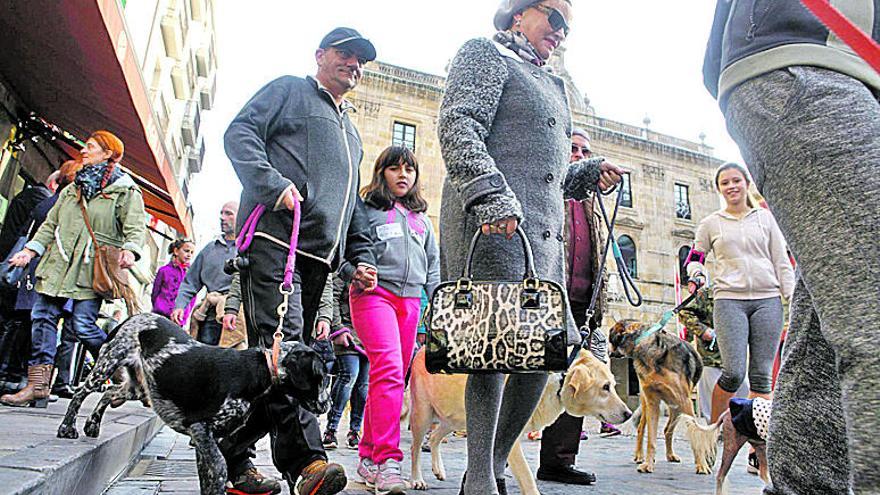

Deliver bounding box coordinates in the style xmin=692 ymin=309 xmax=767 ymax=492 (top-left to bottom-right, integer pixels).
xmin=493 ymin=0 xmax=541 ymax=31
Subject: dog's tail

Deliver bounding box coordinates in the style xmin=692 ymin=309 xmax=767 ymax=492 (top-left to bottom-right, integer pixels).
xmin=676 ymin=414 xmax=721 ymax=470
xmin=617 ymin=405 xmax=641 ymax=436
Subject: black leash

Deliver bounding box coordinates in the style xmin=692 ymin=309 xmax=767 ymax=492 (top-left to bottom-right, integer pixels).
xmin=565 ymin=181 xmax=643 ymax=368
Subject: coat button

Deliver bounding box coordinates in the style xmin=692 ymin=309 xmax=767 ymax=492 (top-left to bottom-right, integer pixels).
xmin=489 ymin=176 xmax=503 ymax=187
xmin=542 ymin=230 xmax=551 ymax=239
xmin=556 ymin=233 xmax=564 ymax=242
xmin=544 ymin=173 xmax=554 ymax=183
xmin=547 ymin=117 xmax=556 ymax=127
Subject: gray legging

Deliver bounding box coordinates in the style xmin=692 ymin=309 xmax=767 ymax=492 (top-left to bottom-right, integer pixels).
xmin=713 ymin=297 xmax=783 ymax=394
xmin=464 ymin=373 xmax=548 ymax=495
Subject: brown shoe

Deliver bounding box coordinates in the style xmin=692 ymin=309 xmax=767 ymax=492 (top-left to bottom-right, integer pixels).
xmin=227 ymin=467 xmax=282 ymax=494
xmin=296 ymin=459 xmax=347 ymax=495
xmin=0 ymin=364 xmax=52 ymax=408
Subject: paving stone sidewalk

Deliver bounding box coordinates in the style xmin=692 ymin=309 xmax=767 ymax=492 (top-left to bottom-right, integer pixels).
xmin=108 ymin=415 xmax=765 ymax=494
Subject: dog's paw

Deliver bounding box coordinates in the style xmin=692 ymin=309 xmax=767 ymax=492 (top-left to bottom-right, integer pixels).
xmin=666 ymin=453 xmax=681 ymax=463
xmin=695 ymin=464 xmax=712 ymax=475
xmin=637 ymin=462 xmax=654 ymax=473
xmin=411 ymin=479 xmax=428 ymax=490
xmin=633 ymin=454 xmax=645 ymax=464
xmin=57 ymin=423 xmax=79 ymax=439
xmin=83 ymin=420 xmax=101 ymax=438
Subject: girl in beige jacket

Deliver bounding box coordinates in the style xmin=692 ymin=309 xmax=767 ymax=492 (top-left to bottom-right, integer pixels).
xmin=687 ymin=163 xmax=794 ymax=433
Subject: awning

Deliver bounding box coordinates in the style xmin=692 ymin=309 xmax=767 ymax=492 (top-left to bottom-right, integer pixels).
xmin=0 ymin=0 xmax=193 ymax=236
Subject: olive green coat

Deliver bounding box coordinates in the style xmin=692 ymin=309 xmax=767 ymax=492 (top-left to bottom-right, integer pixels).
xmin=25 ymin=174 xmax=146 ymax=300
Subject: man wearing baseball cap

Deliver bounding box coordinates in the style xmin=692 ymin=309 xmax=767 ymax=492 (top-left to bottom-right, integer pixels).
xmin=220 ymin=27 xmax=378 ymax=495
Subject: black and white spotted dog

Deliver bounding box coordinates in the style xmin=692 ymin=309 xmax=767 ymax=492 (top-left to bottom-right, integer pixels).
xmin=56 ymin=313 xmax=330 ymax=495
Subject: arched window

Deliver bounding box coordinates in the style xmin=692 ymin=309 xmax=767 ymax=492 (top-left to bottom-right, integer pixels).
xmin=678 ymin=245 xmax=692 ymax=285
xmin=618 ymin=235 xmax=638 ymax=279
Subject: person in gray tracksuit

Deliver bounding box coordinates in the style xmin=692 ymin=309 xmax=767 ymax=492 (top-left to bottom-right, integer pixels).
xmin=704 ymin=2 xmax=880 ymax=493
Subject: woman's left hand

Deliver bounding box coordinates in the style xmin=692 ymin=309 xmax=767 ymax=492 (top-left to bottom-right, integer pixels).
xmin=598 ymin=160 xmax=625 ymax=192
xmin=481 ymin=216 xmax=519 ymax=239
xmin=119 ymin=250 xmax=136 ymax=269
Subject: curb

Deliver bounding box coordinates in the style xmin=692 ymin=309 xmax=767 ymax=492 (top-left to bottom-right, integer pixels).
xmin=0 ymin=397 xmax=161 ymax=495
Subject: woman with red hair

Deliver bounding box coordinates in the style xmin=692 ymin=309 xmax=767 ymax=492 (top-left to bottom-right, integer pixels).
xmin=1 ymin=130 xmax=146 ymax=407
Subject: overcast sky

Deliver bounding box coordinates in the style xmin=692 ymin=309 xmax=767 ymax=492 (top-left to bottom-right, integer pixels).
xmin=190 ymin=1 xmax=738 ymax=243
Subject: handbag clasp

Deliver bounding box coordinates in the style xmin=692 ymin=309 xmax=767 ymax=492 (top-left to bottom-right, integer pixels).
xmin=454 ymin=278 xmax=473 ymax=309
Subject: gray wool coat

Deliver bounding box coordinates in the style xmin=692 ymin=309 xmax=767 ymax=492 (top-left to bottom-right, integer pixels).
xmin=438 ymin=37 xmax=602 ymax=342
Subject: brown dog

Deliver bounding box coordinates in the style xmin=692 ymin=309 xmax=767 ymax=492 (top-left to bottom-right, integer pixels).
xmin=608 ymin=319 xmax=711 ymax=474
xmin=408 ymin=347 xmax=632 ymax=494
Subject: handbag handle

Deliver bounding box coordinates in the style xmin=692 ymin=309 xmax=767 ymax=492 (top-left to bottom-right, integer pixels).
xmin=461 ymin=226 xmax=537 ymax=281
xmin=78 ymin=192 xmax=101 ymax=250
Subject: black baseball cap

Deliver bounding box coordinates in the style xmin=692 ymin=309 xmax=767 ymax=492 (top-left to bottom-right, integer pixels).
xmin=319 ymin=27 xmax=377 ymax=62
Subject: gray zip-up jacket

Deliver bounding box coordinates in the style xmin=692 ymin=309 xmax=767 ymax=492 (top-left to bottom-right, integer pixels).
xmin=225 ymin=75 xmax=375 ymax=270
xmin=704 ymin=0 xmax=880 ymax=105
xmin=342 ymin=203 xmax=440 ymax=299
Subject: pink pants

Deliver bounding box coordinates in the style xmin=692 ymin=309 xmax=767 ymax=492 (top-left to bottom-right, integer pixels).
xmin=350 ymin=285 xmax=421 ymax=464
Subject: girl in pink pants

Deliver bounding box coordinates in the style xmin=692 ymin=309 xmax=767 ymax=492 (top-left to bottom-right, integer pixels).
xmin=348 ymin=146 xmax=440 ymax=494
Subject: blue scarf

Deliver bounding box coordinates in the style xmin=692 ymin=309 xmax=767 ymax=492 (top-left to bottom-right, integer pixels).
xmin=75 ymin=162 xmax=123 ymax=200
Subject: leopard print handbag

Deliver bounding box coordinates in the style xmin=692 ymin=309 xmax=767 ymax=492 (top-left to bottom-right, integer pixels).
xmin=425 ymin=227 xmax=568 ymax=374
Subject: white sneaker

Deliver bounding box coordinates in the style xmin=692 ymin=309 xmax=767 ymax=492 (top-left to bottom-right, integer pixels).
xmin=375 ymin=459 xmax=407 ymax=494
xmin=357 ymin=457 xmax=378 ymax=488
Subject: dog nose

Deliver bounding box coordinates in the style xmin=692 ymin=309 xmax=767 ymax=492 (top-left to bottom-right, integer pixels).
xmin=623 ymin=410 xmax=632 ymax=421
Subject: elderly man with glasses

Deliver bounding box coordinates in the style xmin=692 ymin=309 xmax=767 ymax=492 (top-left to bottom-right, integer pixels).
xmin=219 ymin=27 xmax=379 ymax=495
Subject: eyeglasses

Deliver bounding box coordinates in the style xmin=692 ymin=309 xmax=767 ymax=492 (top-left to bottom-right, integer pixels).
xmin=571 ymin=144 xmax=592 ymax=155
xmin=532 ymin=4 xmax=570 ymax=37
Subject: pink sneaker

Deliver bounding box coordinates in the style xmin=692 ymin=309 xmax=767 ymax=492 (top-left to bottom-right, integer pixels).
xmin=375 ymin=459 xmax=407 ymax=494
xmin=357 ymin=457 xmax=377 ymax=488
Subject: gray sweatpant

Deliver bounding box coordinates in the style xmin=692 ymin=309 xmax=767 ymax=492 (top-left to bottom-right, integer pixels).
xmin=725 ymin=66 xmax=880 ymax=494
xmin=713 ymin=297 xmax=784 ymax=394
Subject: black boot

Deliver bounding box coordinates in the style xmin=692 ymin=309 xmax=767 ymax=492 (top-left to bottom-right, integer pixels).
xmin=537 ymin=464 xmax=596 ymax=485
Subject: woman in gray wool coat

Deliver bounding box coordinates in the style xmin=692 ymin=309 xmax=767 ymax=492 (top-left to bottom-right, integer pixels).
xmin=437 ymin=1 xmax=623 ymax=493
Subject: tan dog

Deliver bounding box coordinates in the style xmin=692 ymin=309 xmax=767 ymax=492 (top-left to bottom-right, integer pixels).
xmin=608 ymin=319 xmax=711 ymax=475
xmin=408 ymin=347 xmax=631 ymax=494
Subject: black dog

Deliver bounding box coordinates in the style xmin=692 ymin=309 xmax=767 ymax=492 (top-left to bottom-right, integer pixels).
xmin=57 ymin=313 xmax=330 ymax=495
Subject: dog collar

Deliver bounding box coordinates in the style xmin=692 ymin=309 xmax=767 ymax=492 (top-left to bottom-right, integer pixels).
xmin=264 ymin=350 xmax=280 ymax=384
xmin=264 ymin=330 xmax=284 ymax=385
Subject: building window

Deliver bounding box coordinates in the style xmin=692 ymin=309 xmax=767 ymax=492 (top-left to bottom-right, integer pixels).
xmin=678 ymin=245 xmax=691 ymax=285
xmin=392 ymin=121 xmax=416 ymax=151
xmin=675 ymin=183 xmax=691 ymax=220
xmin=618 ymin=235 xmax=638 ymax=279
xmin=621 ymin=172 xmax=633 ymax=207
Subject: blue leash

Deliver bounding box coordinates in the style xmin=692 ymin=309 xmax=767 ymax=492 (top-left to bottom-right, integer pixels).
xmin=634 ymin=290 xmax=699 ymax=345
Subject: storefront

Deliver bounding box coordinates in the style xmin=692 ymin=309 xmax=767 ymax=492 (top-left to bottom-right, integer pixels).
xmin=0 ymin=0 xmax=192 ymax=236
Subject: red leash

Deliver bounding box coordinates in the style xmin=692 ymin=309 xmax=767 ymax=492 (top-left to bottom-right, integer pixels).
xmin=800 ymin=0 xmax=880 ymax=74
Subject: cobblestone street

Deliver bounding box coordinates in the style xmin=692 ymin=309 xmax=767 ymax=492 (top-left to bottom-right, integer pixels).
xmin=107 ymin=416 xmax=765 ymax=494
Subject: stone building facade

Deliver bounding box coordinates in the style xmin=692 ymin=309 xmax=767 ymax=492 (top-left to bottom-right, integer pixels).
xmin=349 ymin=61 xmax=723 ymax=328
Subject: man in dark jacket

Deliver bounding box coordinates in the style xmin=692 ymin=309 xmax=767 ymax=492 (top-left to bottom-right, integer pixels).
xmin=537 ymin=129 xmax=610 ymax=486
xmin=218 ymin=27 xmax=378 ymax=495
xmin=0 ymin=172 xmax=57 ymax=262
xmin=0 ymin=172 xmax=58 ymax=391
xmin=704 ymin=2 xmax=880 ymax=493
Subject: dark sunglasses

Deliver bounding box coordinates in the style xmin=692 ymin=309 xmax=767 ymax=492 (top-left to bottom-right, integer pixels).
xmin=333 ymin=48 xmax=368 ymax=66
xmin=533 ymin=4 xmax=570 ymax=36
xmin=571 ymin=144 xmax=592 ymax=155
